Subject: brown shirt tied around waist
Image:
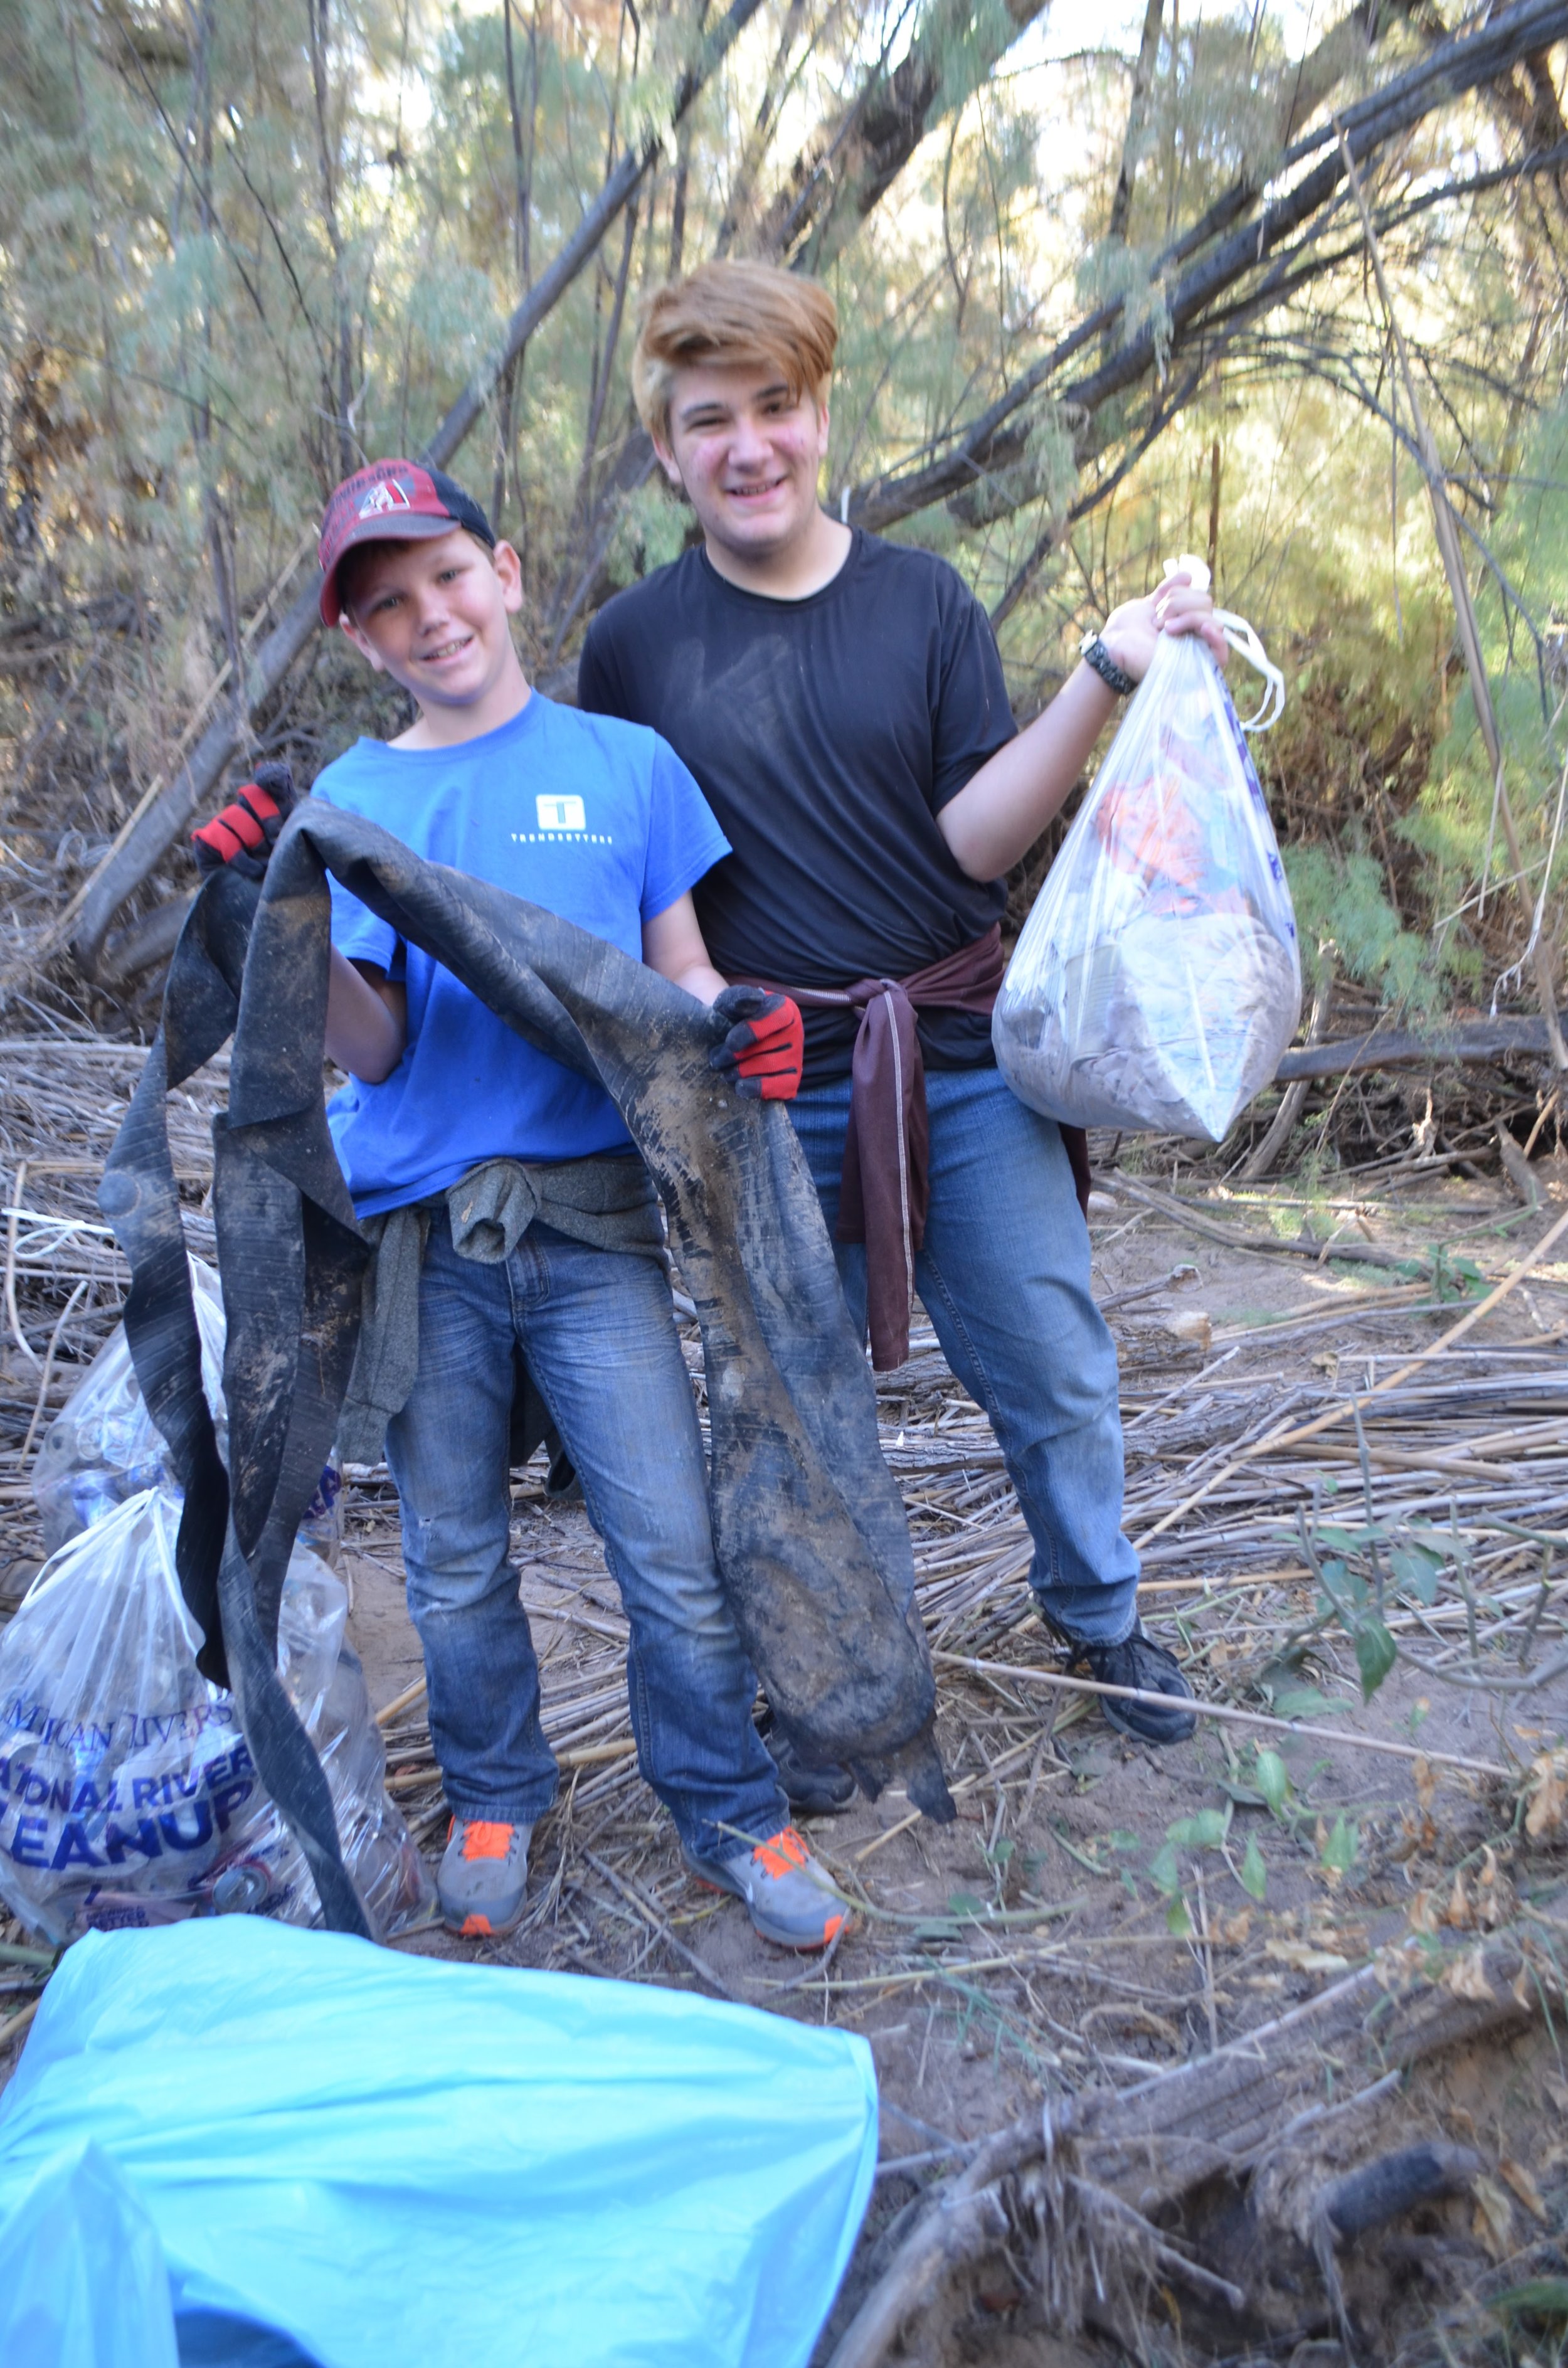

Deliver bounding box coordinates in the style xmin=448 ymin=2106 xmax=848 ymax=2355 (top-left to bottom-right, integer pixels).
xmin=741 ymin=925 xmax=1091 ymax=1371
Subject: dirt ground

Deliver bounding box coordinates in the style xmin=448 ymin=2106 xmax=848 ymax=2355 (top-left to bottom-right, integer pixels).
xmin=331 ymin=1156 xmax=1568 ymax=2367
xmin=5 ymin=1145 xmax=1568 ymax=2365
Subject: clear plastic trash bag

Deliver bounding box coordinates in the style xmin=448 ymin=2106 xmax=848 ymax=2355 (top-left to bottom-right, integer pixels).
xmin=0 ymin=1489 xmax=431 ymax=1946
xmin=33 ymin=1256 xmax=342 ymax=1566
xmin=993 ymin=575 xmax=1300 ymax=1141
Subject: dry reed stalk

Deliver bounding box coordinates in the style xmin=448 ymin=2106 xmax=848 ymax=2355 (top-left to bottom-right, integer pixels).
xmin=931 ymin=1654 xmax=1510 ymax=1778
xmin=1137 ymin=1201 xmax=1568 ymax=1546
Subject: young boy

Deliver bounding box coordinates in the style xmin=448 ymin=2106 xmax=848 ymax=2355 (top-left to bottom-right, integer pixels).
xmin=580 ymin=262 xmax=1225 ymax=1774
xmin=196 ymin=458 xmax=842 ymax=1948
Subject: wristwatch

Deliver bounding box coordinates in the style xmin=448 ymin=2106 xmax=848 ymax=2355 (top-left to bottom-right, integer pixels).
xmin=1079 ymin=630 xmax=1136 ymax=697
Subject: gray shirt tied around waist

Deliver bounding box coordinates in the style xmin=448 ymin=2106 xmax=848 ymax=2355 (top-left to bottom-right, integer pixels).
xmin=337 ymin=1154 xmax=667 ymax=1465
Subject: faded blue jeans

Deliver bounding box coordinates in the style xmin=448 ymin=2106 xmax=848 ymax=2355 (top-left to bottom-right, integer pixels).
xmin=384 ymin=1211 xmax=787 ymax=1859
xmin=790 ymin=1066 xmax=1140 ymax=1645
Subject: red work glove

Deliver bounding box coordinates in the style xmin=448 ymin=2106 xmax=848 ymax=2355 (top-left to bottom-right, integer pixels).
xmin=709 ymin=987 xmax=804 ymax=1102
xmin=190 ymin=763 xmax=297 ymax=881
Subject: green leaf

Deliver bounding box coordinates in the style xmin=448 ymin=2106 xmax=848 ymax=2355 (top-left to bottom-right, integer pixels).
xmin=1166 ymin=1807 xmax=1231 ymax=1852
xmin=1148 ymin=1842 xmax=1181 ymax=1897
xmin=946 ymin=1892 xmax=985 ymax=1918
xmin=1054 ymin=1824 xmax=1145 ymax=1876
xmin=1389 ymin=1542 xmax=1443 ymax=1605
xmin=987 ymin=1837 xmax=1015 ymax=1869
xmin=1490 ymin=2279 xmax=1568 ymax=2323
xmin=1353 ymin=1618 xmax=1398 ymax=1702
xmin=1320 ymin=1815 xmax=1359 ymax=1876
xmin=1240 ymin=1833 xmax=1268 ymax=1901
xmin=1165 ymin=1893 xmax=1194 ymax=1938
xmin=1272 ymin=1686 xmax=1353 ymax=1719
xmin=1254 ymin=1749 xmax=1291 ymax=1816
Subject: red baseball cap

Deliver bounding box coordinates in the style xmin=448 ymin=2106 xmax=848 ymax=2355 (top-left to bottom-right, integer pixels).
xmin=317 ymin=460 xmax=496 ymax=625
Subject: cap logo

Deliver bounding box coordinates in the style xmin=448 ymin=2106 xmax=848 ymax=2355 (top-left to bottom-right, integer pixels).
xmin=358 ymin=479 xmax=412 ymax=519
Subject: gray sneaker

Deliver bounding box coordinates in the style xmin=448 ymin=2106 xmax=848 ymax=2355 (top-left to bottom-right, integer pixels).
xmin=438 ymin=1817 xmax=532 ymax=1937
xmin=683 ymin=1824 xmax=850 ymax=1951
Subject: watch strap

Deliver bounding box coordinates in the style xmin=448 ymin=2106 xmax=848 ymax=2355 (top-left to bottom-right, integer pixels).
xmin=1080 ymin=632 xmax=1136 ymax=698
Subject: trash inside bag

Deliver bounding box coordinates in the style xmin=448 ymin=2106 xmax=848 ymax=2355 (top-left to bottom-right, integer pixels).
xmin=994 ymin=573 xmax=1300 ymax=1140
xmin=0 ymin=1489 xmax=430 ymax=1945
xmin=33 ymin=1257 xmax=342 ymax=1566
xmin=0 ymin=1918 xmax=877 ymax=2368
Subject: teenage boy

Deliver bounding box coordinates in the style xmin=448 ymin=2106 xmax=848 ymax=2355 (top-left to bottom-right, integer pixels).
xmin=195 ymin=457 xmax=845 ymax=1948
xmin=580 ymin=261 xmax=1224 ymax=1764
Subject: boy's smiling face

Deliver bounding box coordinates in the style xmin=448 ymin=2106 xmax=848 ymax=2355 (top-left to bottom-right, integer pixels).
xmin=339 ymin=528 xmax=524 ymax=714
xmin=654 ymin=361 xmax=831 ymax=565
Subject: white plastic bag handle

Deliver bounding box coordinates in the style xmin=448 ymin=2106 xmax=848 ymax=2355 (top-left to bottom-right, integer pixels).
xmin=1161 ymin=554 xmax=1285 ymax=734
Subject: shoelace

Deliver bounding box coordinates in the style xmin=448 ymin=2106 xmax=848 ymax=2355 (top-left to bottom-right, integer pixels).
xmin=458 ymin=1819 xmax=519 ymax=1862
xmin=752 ymin=1826 xmax=810 ymax=1879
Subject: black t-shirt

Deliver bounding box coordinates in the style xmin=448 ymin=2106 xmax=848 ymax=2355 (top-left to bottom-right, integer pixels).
xmin=577 ymin=531 xmax=1016 ymax=1082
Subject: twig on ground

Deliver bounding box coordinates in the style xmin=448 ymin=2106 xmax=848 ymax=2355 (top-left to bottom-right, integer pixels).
xmin=931 ymin=1652 xmax=1511 ymax=1778
xmin=581 ymin=1850 xmax=741 ymax=2002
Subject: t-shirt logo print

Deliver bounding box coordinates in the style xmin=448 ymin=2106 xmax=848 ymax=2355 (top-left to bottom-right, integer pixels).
xmin=358 ymin=479 xmax=412 ymax=519
xmin=537 ymin=795 xmax=586 ymax=832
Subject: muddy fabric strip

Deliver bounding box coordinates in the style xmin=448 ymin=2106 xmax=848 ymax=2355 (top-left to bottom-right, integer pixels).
xmin=101 ymin=865 xmax=372 ymax=1937
xmin=103 ymin=802 xmax=954 ymax=1933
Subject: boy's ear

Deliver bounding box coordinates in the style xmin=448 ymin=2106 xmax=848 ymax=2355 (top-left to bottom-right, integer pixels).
xmin=338 ymin=613 xmax=388 ymax=674
xmin=650 ymin=432 xmax=686 ymax=494
xmin=492 ymin=539 xmax=526 ymax=615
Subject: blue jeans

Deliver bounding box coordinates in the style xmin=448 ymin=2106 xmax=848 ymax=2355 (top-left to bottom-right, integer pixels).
xmin=789 ymin=1068 xmax=1140 ymax=1645
xmin=384 ymin=1213 xmax=788 ymax=1859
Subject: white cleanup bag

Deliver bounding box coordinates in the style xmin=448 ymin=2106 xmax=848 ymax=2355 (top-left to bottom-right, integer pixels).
xmin=0 ymin=1489 xmax=431 ymax=1945
xmin=33 ymin=1256 xmax=342 ymax=1564
xmin=993 ymin=563 xmax=1300 ymax=1140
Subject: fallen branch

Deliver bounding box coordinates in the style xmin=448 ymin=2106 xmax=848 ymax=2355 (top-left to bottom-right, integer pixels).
xmin=827 ymin=1921 xmax=1551 ymax=2366
xmin=1101 ymin=1171 xmax=1412 ymax=1268
xmin=1273 ymin=1009 xmax=1567 ymax=1080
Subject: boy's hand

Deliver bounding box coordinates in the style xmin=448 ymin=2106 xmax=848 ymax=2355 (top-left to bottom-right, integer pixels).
xmin=709 ymin=987 xmax=804 ymax=1102
xmin=191 ymin=763 xmax=297 ymax=880
xmin=1101 ymin=573 xmax=1227 ymax=684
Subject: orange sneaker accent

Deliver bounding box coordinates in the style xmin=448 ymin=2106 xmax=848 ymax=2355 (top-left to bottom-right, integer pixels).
xmin=460 ymin=1913 xmax=494 ymax=1937
xmin=822 ymin=1913 xmax=846 ymax=1946
xmin=753 ymin=1825 xmax=810 ymax=1880
xmin=460 ymin=1820 xmax=517 ymax=1862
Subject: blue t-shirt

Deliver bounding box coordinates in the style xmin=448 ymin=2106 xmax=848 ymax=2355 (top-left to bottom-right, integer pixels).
xmin=313 ymin=693 xmax=730 ymax=1216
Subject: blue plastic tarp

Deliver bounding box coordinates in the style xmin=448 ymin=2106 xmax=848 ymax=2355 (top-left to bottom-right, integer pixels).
xmin=0 ymin=1918 xmax=877 ymax=2368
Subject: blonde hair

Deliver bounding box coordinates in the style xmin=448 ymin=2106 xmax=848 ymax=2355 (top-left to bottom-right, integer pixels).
xmin=632 ymin=260 xmax=839 ymax=442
